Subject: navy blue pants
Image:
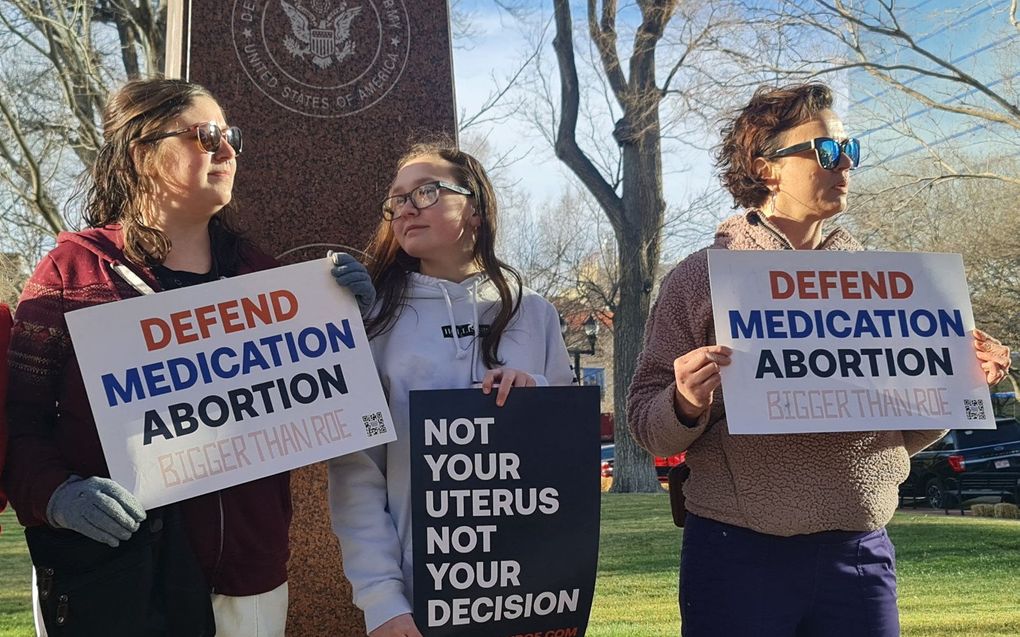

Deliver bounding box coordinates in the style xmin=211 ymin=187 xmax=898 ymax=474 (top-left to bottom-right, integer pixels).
xmin=679 ymin=513 xmax=900 ymax=637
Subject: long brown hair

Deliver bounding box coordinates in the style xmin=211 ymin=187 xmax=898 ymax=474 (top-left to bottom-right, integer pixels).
xmin=79 ymin=78 xmax=245 ymax=269
xmin=365 ymin=139 xmax=523 ymax=369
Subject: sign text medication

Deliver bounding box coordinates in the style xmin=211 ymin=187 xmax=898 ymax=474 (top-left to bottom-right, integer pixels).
xmin=66 ymin=259 xmax=396 ymax=508
xmin=708 ymin=251 xmax=994 ymax=434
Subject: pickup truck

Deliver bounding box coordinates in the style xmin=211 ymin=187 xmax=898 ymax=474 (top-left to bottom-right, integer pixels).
xmin=900 ymin=392 xmax=1020 ymax=509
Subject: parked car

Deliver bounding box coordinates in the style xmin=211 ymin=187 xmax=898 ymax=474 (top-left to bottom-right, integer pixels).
xmin=599 ymin=443 xmax=686 ymax=482
xmin=899 ymin=392 xmax=1020 ymax=509
xmin=600 ymin=413 xmax=614 ymax=442
xmin=601 ymin=444 xmax=614 ymax=478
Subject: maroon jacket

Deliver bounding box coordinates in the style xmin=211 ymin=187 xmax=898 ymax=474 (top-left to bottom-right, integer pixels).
xmin=4 ymin=226 xmax=292 ymax=595
xmin=0 ymin=304 xmax=11 ymax=526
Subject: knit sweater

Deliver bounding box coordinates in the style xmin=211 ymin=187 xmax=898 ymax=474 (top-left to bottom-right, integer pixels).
xmin=0 ymin=304 xmax=11 ymax=525
xmin=4 ymin=226 xmax=292 ymax=595
xmin=627 ymin=211 xmax=947 ymax=536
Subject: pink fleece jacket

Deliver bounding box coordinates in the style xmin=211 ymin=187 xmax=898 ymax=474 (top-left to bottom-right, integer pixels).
xmin=627 ymin=210 xmax=946 ymax=536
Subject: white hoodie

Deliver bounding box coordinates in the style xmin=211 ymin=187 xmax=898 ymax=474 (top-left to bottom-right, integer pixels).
xmin=327 ymin=272 xmax=574 ymax=632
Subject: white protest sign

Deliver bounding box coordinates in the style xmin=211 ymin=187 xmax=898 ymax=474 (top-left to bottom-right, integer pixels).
xmin=708 ymin=250 xmax=994 ymax=434
xmin=66 ymin=258 xmax=395 ymax=508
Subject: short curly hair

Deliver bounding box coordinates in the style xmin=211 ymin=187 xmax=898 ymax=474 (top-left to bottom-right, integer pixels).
xmin=715 ymin=83 xmax=834 ymax=209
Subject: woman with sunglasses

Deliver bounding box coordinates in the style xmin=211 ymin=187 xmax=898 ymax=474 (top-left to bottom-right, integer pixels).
xmin=4 ymin=78 xmax=291 ymax=637
xmin=627 ymin=83 xmax=1010 ymax=637
xmin=327 ymin=140 xmax=574 ymax=637
xmin=0 ymin=300 xmax=10 ymax=531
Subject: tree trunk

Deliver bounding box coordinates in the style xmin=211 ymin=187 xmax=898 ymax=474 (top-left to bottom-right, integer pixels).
xmin=608 ymin=232 xmax=661 ymax=492
xmin=113 ymin=12 xmax=141 ymax=80
xmin=549 ymin=0 xmax=673 ymax=492
xmin=609 ymin=97 xmax=665 ymax=493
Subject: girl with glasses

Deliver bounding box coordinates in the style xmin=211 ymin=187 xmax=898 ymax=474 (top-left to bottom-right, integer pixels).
xmin=328 ymin=140 xmax=574 ymax=637
xmin=627 ymin=83 xmax=1010 ymax=637
xmin=4 ymin=79 xmax=290 ymax=637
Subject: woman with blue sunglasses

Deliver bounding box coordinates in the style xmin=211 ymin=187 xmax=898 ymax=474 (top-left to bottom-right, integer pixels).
xmin=628 ymin=83 xmax=1010 ymax=637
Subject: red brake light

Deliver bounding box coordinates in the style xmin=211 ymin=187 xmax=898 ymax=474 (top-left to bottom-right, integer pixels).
xmin=948 ymin=455 xmax=966 ymax=473
xmin=655 ymin=453 xmax=686 ymax=467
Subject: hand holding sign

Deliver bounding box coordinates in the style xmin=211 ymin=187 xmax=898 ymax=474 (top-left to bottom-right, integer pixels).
xmin=673 ymin=345 xmax=732 ymax=424
xmin=972 ymin=329 xmax=1011 ymax=385
xmin=329 ymin=251 xmax=376 ymax=316
xmin=47 ymin=476 xmax=146 ymax=547
xmin=480 ymin=368 xmax=537 ymax=407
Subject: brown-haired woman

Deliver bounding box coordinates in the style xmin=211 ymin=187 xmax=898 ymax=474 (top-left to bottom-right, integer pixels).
xmin=327 ymin=140 xmax=574 ymax=637
xmin=627 ymin=83 xmax=1010 ymax=636
xmin=4 ymin=78 xmax=290 ymax=637
xmin=0 ymin=302 xmax=10 ymax=530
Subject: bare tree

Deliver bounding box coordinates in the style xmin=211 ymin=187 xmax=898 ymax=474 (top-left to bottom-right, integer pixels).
xmin=750 ymin=1 xmax=1020 ymax=190
xmin=542 ymin=0 xmax=763 ymax=492
xmin=846 ymin=156 xmax=1020 ymax=348
xmin=0 ymin=1 xmax=165 ymax=247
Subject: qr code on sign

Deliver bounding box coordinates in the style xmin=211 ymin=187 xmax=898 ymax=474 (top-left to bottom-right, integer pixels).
xmin=963 ymin=399 xmax=986 ymax=421
xmin=363 ymin=411 xmax=388 ymax=437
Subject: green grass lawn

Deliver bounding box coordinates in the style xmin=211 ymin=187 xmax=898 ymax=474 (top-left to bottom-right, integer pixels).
xmin=0 ymin=511 xmax=32 ymax=636
xmin=2 ymin=499 xmax=1018 ymax=636
xmin=590 ymin=495 xmax=1020 ymax=637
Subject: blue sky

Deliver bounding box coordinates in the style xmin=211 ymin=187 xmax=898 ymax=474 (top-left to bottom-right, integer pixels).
xmin=448 ymin=1 xmax=723 ymax=234
xmin=448 ymin=0 xmax=1020 ymax=255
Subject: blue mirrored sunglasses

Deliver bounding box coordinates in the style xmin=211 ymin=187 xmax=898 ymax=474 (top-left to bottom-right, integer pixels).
xmin=767 ymin=137 xmax=860 ymax=170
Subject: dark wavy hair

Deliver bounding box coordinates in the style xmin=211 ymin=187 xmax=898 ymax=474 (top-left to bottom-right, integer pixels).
xmin=79 ymin=78 xmax=245 ymax=269
xmin=364 ymin=138 xmax=523 ymax=369
xmin=715 ymin=83 xmax=834 ymax=209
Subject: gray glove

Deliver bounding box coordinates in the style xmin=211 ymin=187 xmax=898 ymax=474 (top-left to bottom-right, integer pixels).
xmin=46 ymin=476 xmax=146 ymax=547
xmin=329 ymin=251 xmax=376 ymax=315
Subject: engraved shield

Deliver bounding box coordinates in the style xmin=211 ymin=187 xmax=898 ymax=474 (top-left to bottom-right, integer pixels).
xmin=310 ymin=29 xmax=335 ymax=58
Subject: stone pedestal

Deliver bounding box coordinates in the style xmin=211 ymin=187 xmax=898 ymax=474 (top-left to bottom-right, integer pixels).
xmin=165 ymin=2 xmax=456 ymax=634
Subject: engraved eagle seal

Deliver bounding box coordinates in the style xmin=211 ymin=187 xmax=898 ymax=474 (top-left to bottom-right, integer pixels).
xmin=280 ymin=0 xmax=362 ymax=69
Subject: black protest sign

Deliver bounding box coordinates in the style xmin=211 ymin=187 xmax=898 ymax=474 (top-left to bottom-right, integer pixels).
xmin=410 ymin=386 xmax=601 ymax=637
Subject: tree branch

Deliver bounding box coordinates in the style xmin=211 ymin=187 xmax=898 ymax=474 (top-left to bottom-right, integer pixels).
xmin=0 ymin=94 xmax=65 ymax=233
xmin=818 ymin=0 xmax=1020 ymax=124
xmin=586 ymin=0 xmax=627 ymax=107
xmin=552 ymin=0 xmax=624 ymax=229
xmin=459 ymin=35 xmax=543 ymax=131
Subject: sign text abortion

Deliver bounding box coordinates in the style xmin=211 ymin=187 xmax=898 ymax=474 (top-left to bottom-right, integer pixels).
xmin=66 ymin=258 xmax=395 ymax=507
xmin=708 ymin=251 xmax=993 ymax=434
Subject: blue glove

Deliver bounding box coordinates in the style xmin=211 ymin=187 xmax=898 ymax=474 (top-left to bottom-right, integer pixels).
xmin=46 ymin=476 xmax=146 ymax=547
xmin=329 ymin=251 xmax=376 ymax=315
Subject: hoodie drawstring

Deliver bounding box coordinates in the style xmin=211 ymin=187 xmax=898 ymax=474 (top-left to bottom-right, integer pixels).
xmin=438 ymin=283 xmax=470 ymax=360
xmin=470 ymin=278 xmax=481 ymax=371
xmin=471 ymin=279 xmax=480 ymax=346
xmin=109 ymin=263 xmax=156 ymax=296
